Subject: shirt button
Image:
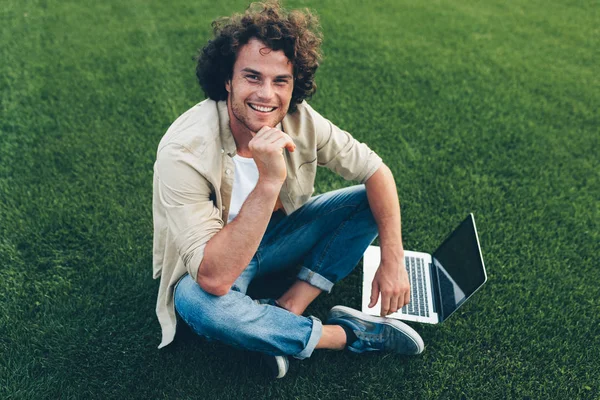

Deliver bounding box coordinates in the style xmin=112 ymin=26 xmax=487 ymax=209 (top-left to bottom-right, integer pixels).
xmin=221 ymin=148 xmax=225 ymax=153
xmin=225 ymin=169 xmax=231 ymax=175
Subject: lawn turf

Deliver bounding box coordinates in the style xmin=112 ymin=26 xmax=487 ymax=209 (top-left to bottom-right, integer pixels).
xmin=1 ymin=0 xmax=598 ymax=398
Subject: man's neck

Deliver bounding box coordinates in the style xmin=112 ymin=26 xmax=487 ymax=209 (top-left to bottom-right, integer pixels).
xmin=227 ymin=101 xmax=254 ymax=157
xmin=230 ymin=126 xmax=253 ymax=157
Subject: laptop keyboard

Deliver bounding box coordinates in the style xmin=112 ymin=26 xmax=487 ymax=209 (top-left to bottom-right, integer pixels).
xmin=401 ymin=256 xmax=430 ymax=317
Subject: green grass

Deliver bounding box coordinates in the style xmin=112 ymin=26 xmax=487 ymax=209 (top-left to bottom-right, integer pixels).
xmin=1 ymin=0 xmax=598 ymax=398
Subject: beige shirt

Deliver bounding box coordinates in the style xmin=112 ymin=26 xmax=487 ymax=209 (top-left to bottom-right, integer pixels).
xmin=153 ymin=99 xmax=383 ymax=348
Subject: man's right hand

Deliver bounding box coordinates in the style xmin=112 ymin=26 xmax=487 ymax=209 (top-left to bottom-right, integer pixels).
xmin=249 ymin=126 xmax=296 ymax=186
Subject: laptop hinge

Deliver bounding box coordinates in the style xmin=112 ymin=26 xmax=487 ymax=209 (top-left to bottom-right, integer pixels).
xmin=429 ymin=260 xmax=442 ymax=317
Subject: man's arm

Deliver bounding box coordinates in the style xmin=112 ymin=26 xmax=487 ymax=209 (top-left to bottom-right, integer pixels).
xmin=364 ymin=163 xmax=411 ymax=316
xmin=197 ymin=182 xmax=280 ymax=296
xmin=197 ymin=127 xmax=295 ymax=296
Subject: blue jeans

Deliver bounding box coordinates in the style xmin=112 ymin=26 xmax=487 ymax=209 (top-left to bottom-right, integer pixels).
xmin=174 ymin=185 xmax=378 ymax=359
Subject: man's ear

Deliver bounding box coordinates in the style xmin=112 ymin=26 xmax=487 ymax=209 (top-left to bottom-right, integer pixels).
xmin=225 ymin=79 xmax=231 ymax=93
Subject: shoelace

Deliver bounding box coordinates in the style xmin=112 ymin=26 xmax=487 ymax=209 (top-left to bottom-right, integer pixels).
xmin=356 ymin=331 xmax=385 ymax=348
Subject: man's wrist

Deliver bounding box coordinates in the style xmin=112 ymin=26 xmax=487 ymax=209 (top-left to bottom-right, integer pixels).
xmin=256 ymin=178 xmax=284 ymax=196
xmin=380 ymin=245 xmax=405 ymax=266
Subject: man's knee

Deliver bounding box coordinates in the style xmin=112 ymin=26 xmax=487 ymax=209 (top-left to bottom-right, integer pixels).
xmin=174 ymin=276 xmax=261 ymax=337
xmin=175 ymin=276 xmax=227 ymax=330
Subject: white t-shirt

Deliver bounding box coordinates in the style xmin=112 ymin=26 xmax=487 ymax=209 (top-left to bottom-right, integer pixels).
xmin=227 ymin=154 xmax=259 ymax=224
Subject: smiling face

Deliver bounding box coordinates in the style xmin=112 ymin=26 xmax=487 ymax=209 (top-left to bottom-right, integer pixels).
xmin=225 ymin=38 xmax=294 ymax=137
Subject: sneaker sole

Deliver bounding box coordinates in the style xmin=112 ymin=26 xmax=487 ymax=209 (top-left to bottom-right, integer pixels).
xmin=262 ymin=354 xmax=289 ymax=379
xmin=328 ymin=305 xmax=425 ymax=355
xmin=274 ymin=355 xmax=289 ymax=379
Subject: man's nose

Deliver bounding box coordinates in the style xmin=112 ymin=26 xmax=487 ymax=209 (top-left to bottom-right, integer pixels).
xmin=257 ymin=82 xmax=275 ymax=101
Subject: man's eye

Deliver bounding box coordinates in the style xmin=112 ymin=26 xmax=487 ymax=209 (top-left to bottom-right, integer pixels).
xmin=275 ymin=80 xmax=289 ymax=86
xmin=246 ymin=75 xmax=259 ymax=81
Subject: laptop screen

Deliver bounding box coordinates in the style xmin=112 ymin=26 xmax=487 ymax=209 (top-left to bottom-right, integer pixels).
xmin=432 ymin=214 xmax=487 ymax=322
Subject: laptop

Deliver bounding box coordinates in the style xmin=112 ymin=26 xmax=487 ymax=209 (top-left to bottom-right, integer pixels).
xmin=361 ymin=213 xmax=487 ymax=324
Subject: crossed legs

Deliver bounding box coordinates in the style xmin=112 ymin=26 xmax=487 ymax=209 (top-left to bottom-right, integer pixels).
xmin=175 ymin=185 xmax=378 ymax=358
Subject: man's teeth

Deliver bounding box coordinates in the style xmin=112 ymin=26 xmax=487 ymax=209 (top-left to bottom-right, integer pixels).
xmin=250 ymin=104 xmax=276 ymax=112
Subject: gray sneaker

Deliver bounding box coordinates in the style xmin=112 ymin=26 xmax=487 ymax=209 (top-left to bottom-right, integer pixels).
xmin=261 ymin=354 xmax=289 ymax=379
xmin=327 ymin=305 xmax=425 ymax=355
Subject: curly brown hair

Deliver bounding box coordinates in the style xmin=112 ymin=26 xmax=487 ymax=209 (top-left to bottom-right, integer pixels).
xmin=196 ymin=1 xmax=322 ymax=113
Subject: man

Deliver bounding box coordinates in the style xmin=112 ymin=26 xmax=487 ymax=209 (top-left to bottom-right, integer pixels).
xmin=153 ymin=1 xmax=424 ymax=378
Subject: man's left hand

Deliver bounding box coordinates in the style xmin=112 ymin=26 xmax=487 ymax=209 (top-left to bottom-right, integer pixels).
xmin=368 ymin=258 xmax=411 ymax=317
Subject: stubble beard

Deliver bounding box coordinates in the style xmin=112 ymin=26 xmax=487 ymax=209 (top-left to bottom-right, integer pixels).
xmin=228 ymin=85 xmax=287 ymax=135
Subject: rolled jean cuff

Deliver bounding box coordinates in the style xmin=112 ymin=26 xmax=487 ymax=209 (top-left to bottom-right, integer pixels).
xmin=297 ymin=267 xmax=334 ymax=293
xmin=293 ymin=316 xmax=323 ymax=360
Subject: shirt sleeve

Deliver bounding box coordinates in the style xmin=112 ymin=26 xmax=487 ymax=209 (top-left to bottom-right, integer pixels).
xmin=308 ymin=104 xmax=383 ymax=183
xmin=155 ymin=144 xmax=223 ymax=281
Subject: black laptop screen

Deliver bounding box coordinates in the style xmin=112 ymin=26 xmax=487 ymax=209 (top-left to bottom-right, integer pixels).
xmin=432 ymin=214 xmax=486 ymax=322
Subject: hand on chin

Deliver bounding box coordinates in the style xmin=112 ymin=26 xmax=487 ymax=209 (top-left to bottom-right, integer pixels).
xmin=249 ymin=118 xmax=279 ymax=135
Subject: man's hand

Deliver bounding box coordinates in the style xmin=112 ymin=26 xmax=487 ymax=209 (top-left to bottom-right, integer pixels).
xmin=368 ymin=257 xmax=411 ymax=317
xmin=249 ymin=126 xmax=296 ymax=186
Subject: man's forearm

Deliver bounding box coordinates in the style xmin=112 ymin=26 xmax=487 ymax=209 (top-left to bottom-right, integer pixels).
xmin=365 ymin=163 xmax=411 ymax=314
xmin=365 ymin=164 xmax=404 ymax=263
xmin=197 ymin=181 xmax=281 ymax=295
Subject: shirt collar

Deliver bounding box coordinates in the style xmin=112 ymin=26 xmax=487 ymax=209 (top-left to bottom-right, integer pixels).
xmin=217 ymin=100 xmax=237 ymax=157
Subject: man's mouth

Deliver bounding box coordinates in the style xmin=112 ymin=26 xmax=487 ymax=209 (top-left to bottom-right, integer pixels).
xmin=249 ymin=103 xmax=277 ymax=113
